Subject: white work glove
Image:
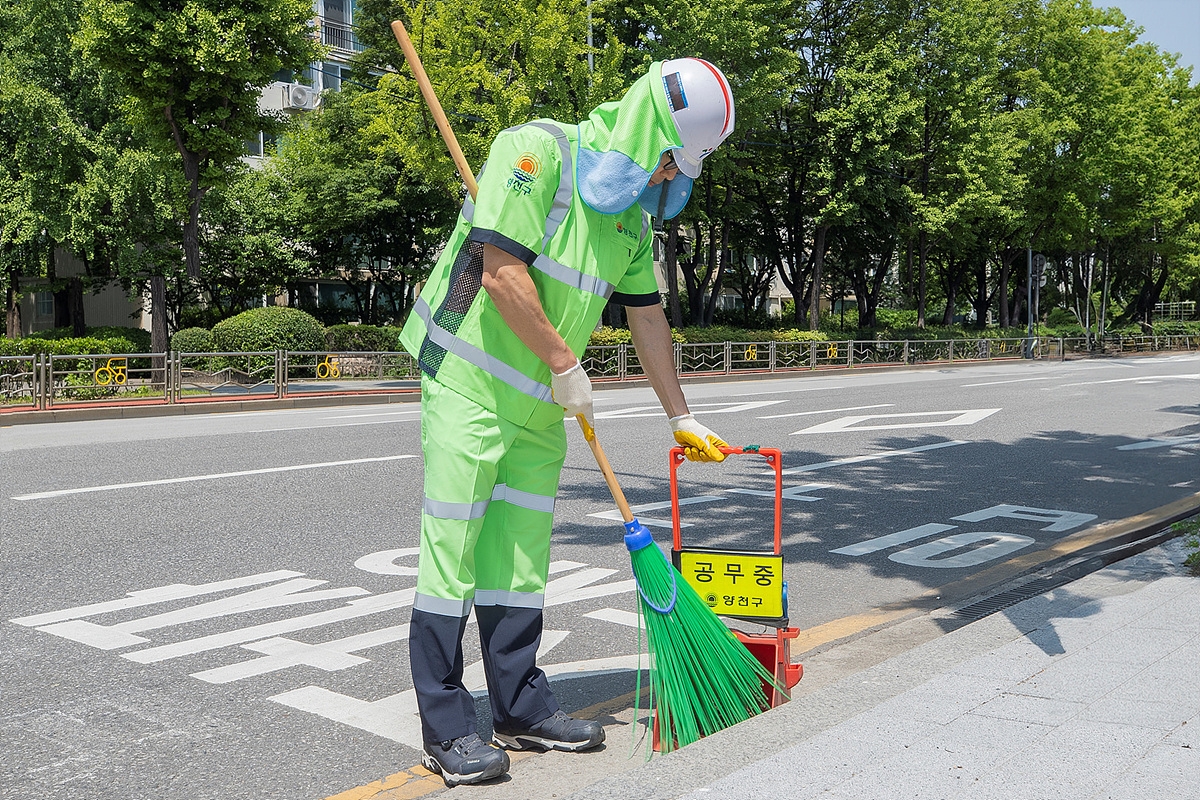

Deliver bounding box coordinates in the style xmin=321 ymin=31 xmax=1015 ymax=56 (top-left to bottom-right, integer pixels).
xmin=551 ymin=361 xmax=593 ymax=425
xmin=670 ymin=414 xmax=728 ymax=462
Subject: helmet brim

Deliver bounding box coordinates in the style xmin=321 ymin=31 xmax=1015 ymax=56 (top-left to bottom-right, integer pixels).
xmin=674 ymin=147 xmax=703 ymax=179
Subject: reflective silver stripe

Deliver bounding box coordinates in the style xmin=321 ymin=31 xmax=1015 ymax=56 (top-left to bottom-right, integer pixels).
xmin=491 ymin=483 xmax=556 ymax=514
xmin=641 ymin=214 xmax=650 ymax=241
xmin=413 ymin=592 xmax=474 ymax=618
xmin=424 ymin=496 xmax=489 ymax=520
xmin=461 ymin=163 xmax=484 ymax=223
xmin=531 ymin=254 xmax=613 ymax=299
xmin=474 ymin=589 xmax=545 ymax=610
xmin=524 ymin=121 xmax=574 ymax=248
xmin=415 ymin=298 xmax=554 ymax=403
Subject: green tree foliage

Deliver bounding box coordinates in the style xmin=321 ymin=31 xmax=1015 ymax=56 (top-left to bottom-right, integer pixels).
xmin=267 ymin=88 xmax=457 ymax=325
xmin=76 ymin=0 xmax=323 ymax=281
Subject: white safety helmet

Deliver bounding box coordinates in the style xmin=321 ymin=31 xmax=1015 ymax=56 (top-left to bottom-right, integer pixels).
xmin=660 ymin=58 xmax=736 ymax=178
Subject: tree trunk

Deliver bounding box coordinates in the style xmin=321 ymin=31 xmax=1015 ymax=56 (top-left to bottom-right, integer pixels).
xmin=165 ymin=105 xmax=206 ymax=280
xmin=68 ymin=276 xmax=85 ymax=336
xmin=702 ymin=220 xmax=730 ymax=327
xmin=808 ymin=224 xmax=829 ymax=331
xmin=664 ymin=219 xmax=683 ymax=328
xmin=917 ymin=230 xmax=928 ymax=329
xmin=150 ymin=274 xmax=169 ymax=359
xmin=5 ymin=269 xmax=21 ymax=338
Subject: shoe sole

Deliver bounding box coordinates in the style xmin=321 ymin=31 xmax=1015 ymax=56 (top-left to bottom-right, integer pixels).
xmin=492 ymin=729 xmax=605 ymax=753
xmin=420 ymin=752 xmax=508 ymax=786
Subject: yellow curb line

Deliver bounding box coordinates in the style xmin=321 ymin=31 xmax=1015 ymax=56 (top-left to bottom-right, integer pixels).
xmin=321 ymin=689 xmax=650 ymax=800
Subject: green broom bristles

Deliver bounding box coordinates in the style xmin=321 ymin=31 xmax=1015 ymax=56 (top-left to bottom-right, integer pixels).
xmin=624 ymin=519 xmax=781 ymax=753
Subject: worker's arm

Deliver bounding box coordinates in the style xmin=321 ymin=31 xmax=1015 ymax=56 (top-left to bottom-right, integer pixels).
xmin=626 ymin=303 xmax=688 ymax=418
xmin=481 ymin=242 xmax=576 ymax=373
xmin=627 ymin=304 xmax=727 ymax=462
xmin=481 ymin=242 xmax=593 ymax=421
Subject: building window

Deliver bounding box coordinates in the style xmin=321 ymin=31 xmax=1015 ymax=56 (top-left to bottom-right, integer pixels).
xmin=35 ymin=292 xmax=54 ymax=320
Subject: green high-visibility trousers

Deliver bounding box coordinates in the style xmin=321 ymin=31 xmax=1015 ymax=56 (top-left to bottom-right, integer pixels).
xmin=410 ymin=377 xmax=566 ymax=744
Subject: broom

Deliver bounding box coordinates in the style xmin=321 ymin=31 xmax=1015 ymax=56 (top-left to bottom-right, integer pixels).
xmin=389 ymin=19 xmax=778 ymax=751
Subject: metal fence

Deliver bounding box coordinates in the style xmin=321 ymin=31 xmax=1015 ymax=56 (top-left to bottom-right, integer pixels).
xmin=3 ymin=334 xmax=1197 ymax=413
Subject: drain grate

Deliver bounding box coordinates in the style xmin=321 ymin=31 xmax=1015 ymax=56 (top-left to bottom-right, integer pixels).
xmin=950 ymin=573 xmax=1075 ymax=622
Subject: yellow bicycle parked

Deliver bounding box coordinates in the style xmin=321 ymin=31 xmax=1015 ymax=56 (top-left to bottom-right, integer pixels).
xmin=94 ymin=358 xmax=128 ymax=385
xmin=316 ymin=355 xmax=341 ymax=380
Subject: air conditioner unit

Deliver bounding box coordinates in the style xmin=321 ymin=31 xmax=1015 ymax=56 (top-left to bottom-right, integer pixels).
xmin=283 ymin=83 xmax=318 ymax=111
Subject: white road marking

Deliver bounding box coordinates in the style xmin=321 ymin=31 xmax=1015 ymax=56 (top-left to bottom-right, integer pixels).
xmin=583 ymin=608 xmax=640 ymax=628
xmin=888 ymin=532 xmax=1035 ymax=569
xmin=779 ymin=441 xmax=968 ymax=475
xmin=192 ymin=624 xmax=412 ymax=684
xmin=123 ymin=589 xmax=418 ymax=664
xmin=588 ymin=495 xmax=724 ymax=527
xmin=1052 ymin=373 xmax=1200 ymax=389
xmin=831 ymin=523 xmax=957 ymax=556
xmin=595 ymin=400 xmax=786 ymax=419
xmin=11 ymin=455 xmax=417 ymax=500
xmin=9 ymin=571 xmax=304 ymax=627
xmin=269 ymin=651 xmax=641 ymax=749
xmin=37 ymin=579 xmax=370 ymax=650
xmin=758 ymin=404 xmax=893 ymax=419
xmin=951 ymin=504 xmax=1095 ymax=532
xmin=727 ymin=483 xmax=831 ymax=502
xmin=793 ymin=409 xmax=1001 ymax=435
xmin=325 ymin=410 xmax=422 ymax=419
xmin=246 ymin=419 xmax=420 ymax=432
xmin=962 ymin=376 xmax=1056 ymax=388
xmin=1117 ymin=434 xmax=1200 ymax=451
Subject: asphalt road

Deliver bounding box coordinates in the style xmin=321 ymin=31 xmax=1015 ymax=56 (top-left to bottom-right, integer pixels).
xmin=3 ymin=353 xmax=1199 ymax=800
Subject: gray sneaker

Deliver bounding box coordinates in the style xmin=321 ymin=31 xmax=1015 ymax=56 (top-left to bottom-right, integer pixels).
xmin=492 ymin=710 xmax=605 ymax=752
xmin=422 ymin=732 xmax=510 ymax=786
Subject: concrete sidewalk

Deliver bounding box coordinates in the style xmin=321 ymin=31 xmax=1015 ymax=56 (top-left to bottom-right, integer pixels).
xmin=569 ymin=540 xmax=1199 ymax=800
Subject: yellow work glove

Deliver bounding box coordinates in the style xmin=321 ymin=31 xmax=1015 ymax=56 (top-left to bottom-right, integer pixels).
xmin=669 ymin=413 xmax=728 ymax=462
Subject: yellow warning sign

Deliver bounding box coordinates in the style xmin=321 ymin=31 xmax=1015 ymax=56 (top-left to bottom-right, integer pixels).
xmin=677 ymin=549 xmax=784 ymax=619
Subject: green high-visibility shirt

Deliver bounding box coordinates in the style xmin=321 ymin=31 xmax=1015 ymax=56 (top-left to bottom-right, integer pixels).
xmin=401 ymin=120 xmax=660 ymax=429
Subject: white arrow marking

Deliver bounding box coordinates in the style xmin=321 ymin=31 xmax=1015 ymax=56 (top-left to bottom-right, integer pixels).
xmin=596 ymin=401 xmax=786 ymax=419
xmin=758 ymin=404 xmax=893 ymax=419
xmin=793 ymin=409 xmax=1001 ymax=435
xmin=779 ymin=441 xmax=968 ymax=475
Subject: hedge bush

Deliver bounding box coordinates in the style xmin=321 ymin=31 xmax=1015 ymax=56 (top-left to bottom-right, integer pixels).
xmin=0 ymin=336 xmax=137 ymax=356
xmin=211 ymin=307 xmax=325 ymax=352
xmin=26 ymin=325 xmax=152 ymax=352
xmin=325 ymin=324 xmax=404 ymax=352
xmin=171 ymin=327 xmax=214 ymax=353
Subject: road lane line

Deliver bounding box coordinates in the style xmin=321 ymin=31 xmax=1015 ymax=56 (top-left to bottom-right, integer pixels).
xmin=11 ymin=455 xmax=417 ymax=500
xmin=246 ymin=419 xmax=420 ymax=432
xmin=961 ymin=376 xmax=1056 ymax=387
xmin=1052 ymin=373 xmax=1200 ymax=388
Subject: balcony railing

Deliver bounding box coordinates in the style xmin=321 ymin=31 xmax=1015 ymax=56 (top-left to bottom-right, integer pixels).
xmin=319 ymin=17 xmax=363 ymax=53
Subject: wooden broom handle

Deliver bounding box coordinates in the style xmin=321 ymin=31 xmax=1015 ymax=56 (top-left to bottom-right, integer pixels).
xmin=390 ymin=19 xmax=479 ymax=201
xmin=577 ymin=416 xmax=635 ymax=524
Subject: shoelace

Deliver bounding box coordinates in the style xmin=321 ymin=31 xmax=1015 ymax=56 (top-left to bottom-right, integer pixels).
xmin=453 ymin=733 xmax=485 ymax=756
